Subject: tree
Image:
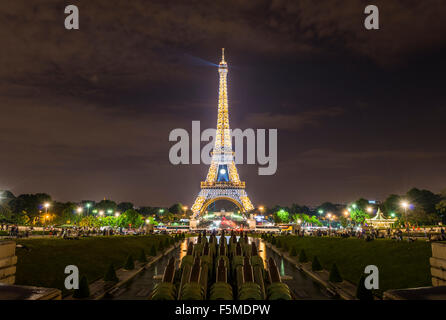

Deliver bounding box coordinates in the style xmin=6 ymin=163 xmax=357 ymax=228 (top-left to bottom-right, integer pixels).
xmin=406 ymin=207 xmax=439 ymax=225
xmin=124 ymin=254 xmax=135 ymax=270
xmin=8 ymin=193 xmax=52 ymax=223
xmin=79 ymin=216 xmax=100 ymax=228
xmin=104 ymin=263 xmax=118 ymax=282
xmin=435 ymin=200 xmax=446 ymax=223
xmin=354 ymin=198 xmax=370 ymax=211
xmin=350 ymin=207 xmax=369 ymax=225
xmin=121 ymin=209 xmax=144 ymax=228
xmin=137 ymin=206 xmax=159 ymax=216
xmin=382 ymin=194 xmax=401 ymax=214
xmin=275 ymin=209 xmax=290 ymax=223
xmin=407 ymin=188 xmax=440 ymax=214
xmin=168 ymin=203 xmax=184 ymax=215
xmin=73 ymin=275 xmax=90 ymax=299
xmin=316 ymin=202 xmax=339 ymax=216
xmin=329 ymin=263 xmax=343 ymax=282
xmin=310 ymin=215 xmax=322 ymax=226
xmin=117 ymin=202 xmax=134 ymax=212
xmin=95 ymin=200 xmax=117 ymax=212
xmin=311 ymin=256 xmax=322 ymax=271
xmin=52 ymin=202 xmax=78 ymax=225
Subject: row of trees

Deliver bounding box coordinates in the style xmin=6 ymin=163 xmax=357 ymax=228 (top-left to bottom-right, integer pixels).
xmin=263 ymin=187 xmax=446 ymax=226
xmin=0 ymin=191 xmax=190 ymax=227
xmin=1 ymin=187 xmax=445 ymax=227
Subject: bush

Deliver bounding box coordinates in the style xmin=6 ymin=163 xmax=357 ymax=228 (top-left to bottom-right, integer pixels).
xmin=139 ymin=249 xmax=147 ymax=263
xmin=290 ymin=246 xmax=298 ymax=257
xmin=282 ymin=242 xmax=288 ymax=251
xmin=329 ymin=263 xmax=342 ymax=282
xmin=312 ymin=256 xmax=322 ymax=271
xmin=149 ymin=245 xmax=157 ymax=256
xmin=124 ymin=254 xmax=135 ymax=270
xmin=271 ymin=237 xmax=276 ymax=245
xmin=104 ymin=263 xmax=118 ymax=282
xmin=356 ymin=274 xmax=374 ymax=300
xmin=73 ymin=275 xmax=90 ymax=299
xmin=276 ymin=239 xmax=282 ymax=248
xmin=298 ymin=249 xmax=308 ymax=262
xmin=158 ymin=240 xmax=165 ymax=251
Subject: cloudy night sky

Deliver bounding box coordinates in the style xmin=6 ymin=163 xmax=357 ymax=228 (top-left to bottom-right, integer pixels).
xmin=0 ymin=1 xmax=445 ymax=207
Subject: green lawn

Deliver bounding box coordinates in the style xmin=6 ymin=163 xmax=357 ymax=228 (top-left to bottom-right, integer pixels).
xmin=274 ymin=236 xmax=432 ymax=293
xmin=13 ymin=235 xmax=170 ymax=295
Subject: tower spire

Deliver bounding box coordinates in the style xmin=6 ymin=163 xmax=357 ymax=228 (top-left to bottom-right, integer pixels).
xmin=221 ymin=48 xmax=225 ymax=63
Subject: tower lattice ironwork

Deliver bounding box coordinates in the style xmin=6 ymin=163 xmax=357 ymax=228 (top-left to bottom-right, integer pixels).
xmin=191 ymin=49 xmax=254 ymax=217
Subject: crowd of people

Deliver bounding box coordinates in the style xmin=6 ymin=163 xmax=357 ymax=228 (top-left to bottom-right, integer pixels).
xmin=292 ymin=226 xmax=446 ymax=242
xmin=0 ymin=224 xmax=151 ymax=239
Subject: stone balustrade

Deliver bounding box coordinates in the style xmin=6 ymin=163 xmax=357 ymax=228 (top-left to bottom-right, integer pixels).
xmin=0 ymin=241 xmax=17 ymax=284
xmin=431 ymin=242 xmax=446 ymax=286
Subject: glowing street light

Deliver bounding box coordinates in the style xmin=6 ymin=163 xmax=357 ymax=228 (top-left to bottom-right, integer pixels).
xmin=85 ymin=202 xmax=92 ymax=215
xmin=327 ymin=212 xmax=333 ymax=230
xmin=115 ymin=212 xmax=120 ymax=217
xmin=400 ymin=201 xmax=410 ymax=224
xmin=98 ymin=210 xmax=104 ymax=216
xmin=258 ymin=206 xmax=264 ymax=213
xmin=352 ymin=204 xmax=357 ymax=209
xmin=76 ymin=207 xmax=83 ymax=214
xmin=318 ymin=209 xmax=324 ymax=214
xmin=343 ymin=210 xmax=349 ymax=217
xmin=366 ymin=206 xmax=373 ymax=213
xmin=43 ymin=202 xmax=51 ymax=215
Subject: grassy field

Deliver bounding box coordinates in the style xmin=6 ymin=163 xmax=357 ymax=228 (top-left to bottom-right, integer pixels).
xmin=273 ymin=236 xmax=432 ymax=293
xmin=13 ymin=235 xmax=170 ymax=295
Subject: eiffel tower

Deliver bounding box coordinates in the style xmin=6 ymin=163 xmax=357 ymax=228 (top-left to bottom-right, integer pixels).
xmin=191 ymin=49 xmax=254 ymax=218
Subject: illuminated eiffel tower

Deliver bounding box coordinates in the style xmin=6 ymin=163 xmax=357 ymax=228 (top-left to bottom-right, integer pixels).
xmin=191 ymin=49 xmax=254 ymax=218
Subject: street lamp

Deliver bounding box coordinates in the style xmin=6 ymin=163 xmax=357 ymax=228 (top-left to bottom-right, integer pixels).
xmin=366 ymin=206 xmax=373 ymax=213
xmin=400 ymin=201 xmax=410 ymax=225
xmin=43 ymin=202 xmax=50 ymax=213
xmin=99 ymin=210 xmax=104 ymax=216
xmin=327 ymin=213 xmax=332 ymax=230
xmin=182 ymin=206 xmax=188 ymax=216
xmin=76 ymin=207 xmax=83 ymax=214
xmin=86 ymin=203 xmax=91 ymax=215
xmin=115 ymin=212 xmax=120 ymax=217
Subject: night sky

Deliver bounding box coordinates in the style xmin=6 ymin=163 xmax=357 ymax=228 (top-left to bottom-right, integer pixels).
xmin=1 ymin=1 xmax=446 ymax=207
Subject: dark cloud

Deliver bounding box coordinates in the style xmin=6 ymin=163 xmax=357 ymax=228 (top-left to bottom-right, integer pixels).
xmin=0 ymin=1 xmax=445 ymax=206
